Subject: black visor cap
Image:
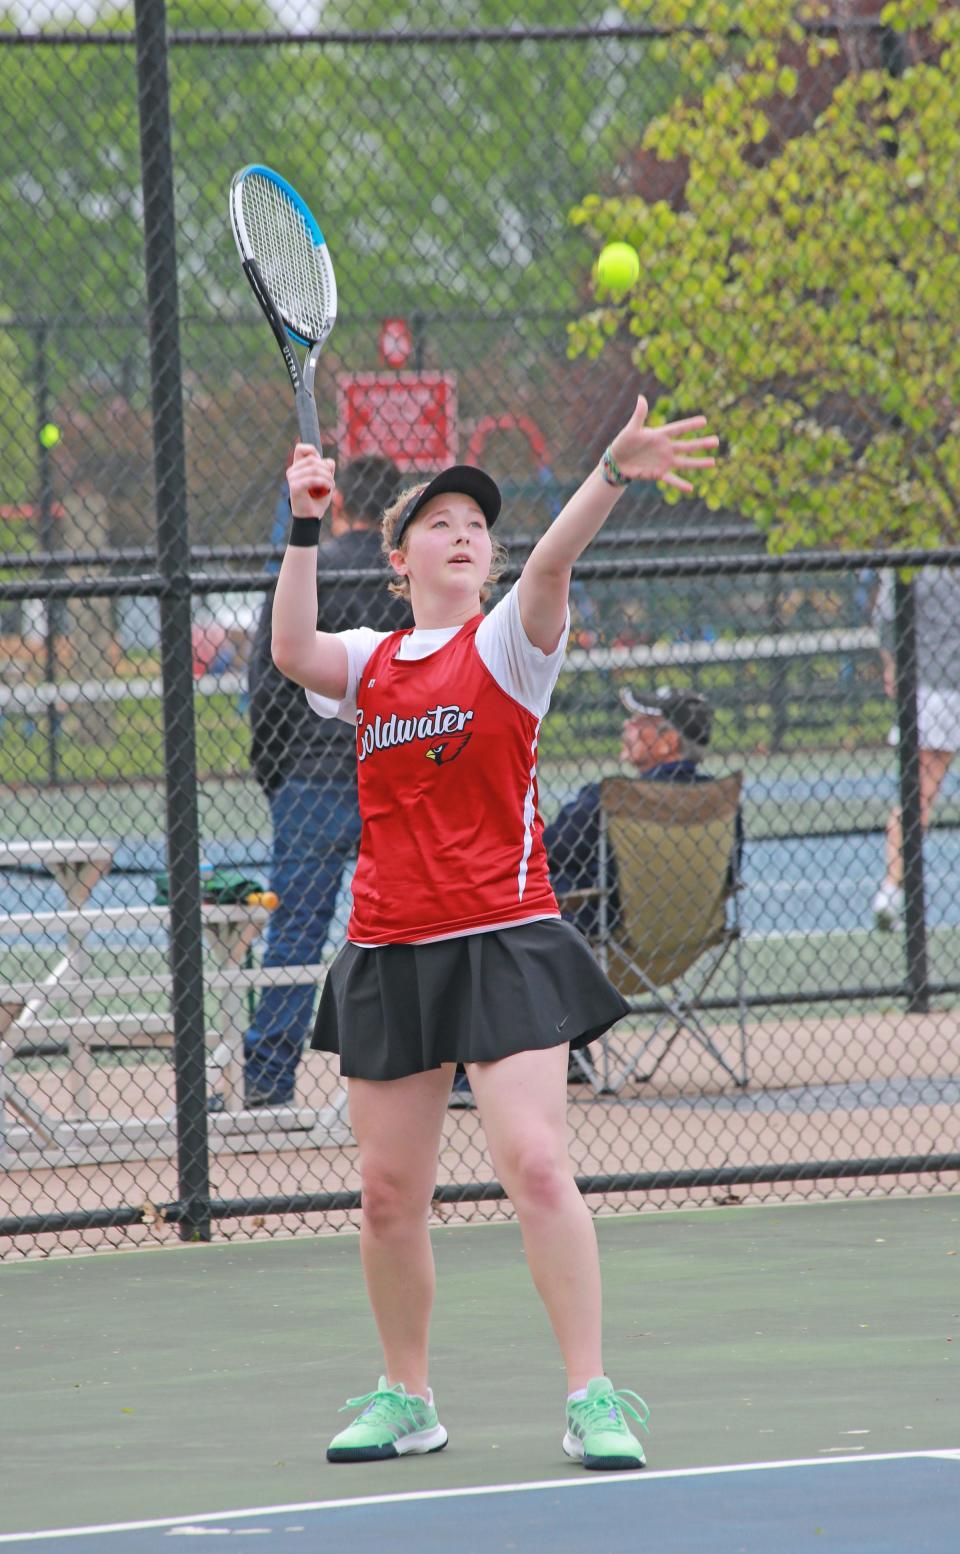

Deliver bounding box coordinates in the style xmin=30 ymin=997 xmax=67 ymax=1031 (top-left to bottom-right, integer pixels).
xmin=393 ymin=465 xmax=502 ymax=547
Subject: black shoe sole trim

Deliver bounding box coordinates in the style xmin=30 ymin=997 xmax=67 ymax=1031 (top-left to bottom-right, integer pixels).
xmin=326 ymin=1438 xmax=448 ymax=1463
xmin=582 ymin=1454 xmax=646 ymax=1471
xmin=326 ymin=1443 xmax=400 ymax=1462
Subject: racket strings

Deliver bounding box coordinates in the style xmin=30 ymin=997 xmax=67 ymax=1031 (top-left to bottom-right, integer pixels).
xmin=241 ymin=176 xmax=333 ymax=342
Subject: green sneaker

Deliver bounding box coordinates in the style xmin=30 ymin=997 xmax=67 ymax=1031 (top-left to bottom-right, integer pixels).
xmin=326 ymin=1377 xmax=448 ymax=1463
xmin=563 ymin=1377 xmax=650 ymax=1471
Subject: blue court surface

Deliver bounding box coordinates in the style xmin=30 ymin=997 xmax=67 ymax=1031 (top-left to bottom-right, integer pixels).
xmin=6 ymin=822 xmax=960 ymax=947
xmin=2 ymin=1453 xmax=957 ymax=1554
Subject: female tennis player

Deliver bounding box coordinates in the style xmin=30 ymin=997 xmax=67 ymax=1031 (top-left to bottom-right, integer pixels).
xmin=272 ymin=393 xmax=718 ymax=1471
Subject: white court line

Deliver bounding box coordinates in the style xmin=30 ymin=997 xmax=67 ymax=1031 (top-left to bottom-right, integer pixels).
xmin=744 ymin=925 xmax=960 ymax=943
xmin=1 ymin=1450 xmax=956 ymax=1543
xmin=744 ymin=928 xmax=858 ymax=943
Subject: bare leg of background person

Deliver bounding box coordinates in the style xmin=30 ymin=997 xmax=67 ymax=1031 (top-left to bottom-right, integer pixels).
xmin=876 ymin=747 xmax=954 ymax=928
xmin=883 ymin=747 xmax=953 ymax=887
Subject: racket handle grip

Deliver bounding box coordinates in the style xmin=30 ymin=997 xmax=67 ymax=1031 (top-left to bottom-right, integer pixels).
xmin=295 ymin=387 xmax=329 ymax=497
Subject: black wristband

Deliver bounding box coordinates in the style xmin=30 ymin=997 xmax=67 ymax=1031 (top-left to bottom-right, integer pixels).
xmin=288 ymin=517 xmax=321 ymax=547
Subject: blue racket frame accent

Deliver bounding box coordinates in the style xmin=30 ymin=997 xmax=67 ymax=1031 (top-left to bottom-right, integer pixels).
xmin=237 ymin=163 xmax=327 ymax=248
xmin=230 ymin=162 xmax=337 ymax=458
xmin=231 ymin=163 xmax=335 ymax=345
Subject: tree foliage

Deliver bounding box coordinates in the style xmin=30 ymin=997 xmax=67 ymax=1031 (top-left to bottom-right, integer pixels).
xmin=0 ymin=2 xmax=677 ymax=357
xmin=0 ymin=2 xmax=681 ymax=528
xmin=0 ymin=326 xmax=37 ymax=511
xmin=568 ymin=0 xmax=960 ymax=551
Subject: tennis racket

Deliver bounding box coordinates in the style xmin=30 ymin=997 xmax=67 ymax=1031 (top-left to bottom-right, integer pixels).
xmin=229 ymin=164 xmax=338 ymax=495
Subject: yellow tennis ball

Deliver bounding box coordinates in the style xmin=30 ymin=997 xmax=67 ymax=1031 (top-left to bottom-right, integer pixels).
xmin=39 ymin=423 xmax=61 ymax=449
xmin=596 ymin=241 xmax=640 ymax=296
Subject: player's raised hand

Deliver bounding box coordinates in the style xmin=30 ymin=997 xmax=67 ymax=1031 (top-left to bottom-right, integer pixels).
xmin=288 ymin=444 xmax=336 ymax=518
xmin=610 ymin=395 xmax=719 ymax=494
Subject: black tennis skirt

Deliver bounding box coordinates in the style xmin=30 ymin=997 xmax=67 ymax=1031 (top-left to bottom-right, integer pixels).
xmin=311 ymin=917 xmax=630 ymax=1081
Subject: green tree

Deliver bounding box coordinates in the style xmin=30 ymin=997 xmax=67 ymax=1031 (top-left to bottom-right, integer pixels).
xmin=0 ymin=2 xmax=289 ymax=380
xmin=0 ymin=1 xmax=317 ymax=534
xmin=1 ymin=2 xmax=679 ymax=361
xmin=2 ymin=3 xmax=688 ymax=539
xmin=0 ymin=321 xmax=39 ymax=510
xmin=568 ymin=0 xmax=960 ymax=551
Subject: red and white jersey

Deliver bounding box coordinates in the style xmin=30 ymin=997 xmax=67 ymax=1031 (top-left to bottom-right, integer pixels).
xmin=306 ymin=584 xmax=568 ymax=945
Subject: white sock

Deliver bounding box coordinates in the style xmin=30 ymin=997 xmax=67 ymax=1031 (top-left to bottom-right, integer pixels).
xmin=567 ymin=1387 xmax=588 ymax=1402
xmin=392 ymin=1381 xmax=433 ymax=1405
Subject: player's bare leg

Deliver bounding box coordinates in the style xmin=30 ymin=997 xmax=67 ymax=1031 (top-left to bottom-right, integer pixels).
xmin=467 ymin=1045 xmax=604 ymax=1392
xmin=347 ymin=1066 xmax=454 ymax=1400
xmin=883 ymin=747 xmax=953 ymax=888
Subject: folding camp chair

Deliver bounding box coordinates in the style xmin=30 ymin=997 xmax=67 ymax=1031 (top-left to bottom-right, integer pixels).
xmin=563 ymin=773 xmax=747 ymax=1093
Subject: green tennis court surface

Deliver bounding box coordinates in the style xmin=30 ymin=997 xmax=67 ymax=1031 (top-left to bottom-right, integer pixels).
xmin=3 ymin=1197 xmax=957 ymax=1550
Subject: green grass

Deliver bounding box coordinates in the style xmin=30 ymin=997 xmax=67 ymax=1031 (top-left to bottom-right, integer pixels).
xmin=0 ymin=938 xmax=258 ymax=1043
xmin=4 ymin=888 xmax=959 ymax=1020
xmin=0 ymin=692 xmax=251 ymax=785
xmin=0 ymin=651 xmax=892 ymax=786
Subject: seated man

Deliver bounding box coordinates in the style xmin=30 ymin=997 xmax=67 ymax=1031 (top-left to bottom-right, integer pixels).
xmin=544 ymin=686 xmax=743 ymax=944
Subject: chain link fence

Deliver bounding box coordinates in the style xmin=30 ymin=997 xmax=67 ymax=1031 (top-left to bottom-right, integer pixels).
xmin=2 ymin=2 xmax=959 ymax=1257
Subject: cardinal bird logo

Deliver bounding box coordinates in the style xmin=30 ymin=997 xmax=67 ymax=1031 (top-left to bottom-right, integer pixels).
xmin=425 ymin=733 xmax=472 ymax=766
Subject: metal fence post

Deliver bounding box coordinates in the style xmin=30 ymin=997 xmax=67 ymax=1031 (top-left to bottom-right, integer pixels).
xmin=766 ymin=575 xmax=788 ymax=752
xmin=33 ymin=321 xmax=60 ymax=785
xmin=893 ymin=572 xmax=929 ymax=1014
xmin=412 ymin=308 xmax=426 ymax=372
xmin=134 ymin=0 xmax=211 ymax=1240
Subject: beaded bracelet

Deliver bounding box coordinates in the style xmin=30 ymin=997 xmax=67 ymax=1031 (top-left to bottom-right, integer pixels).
xmin=600 ymin=445 xmax=631 ymax=488
xmin=288 ymin=517 xmax=322 ymax=547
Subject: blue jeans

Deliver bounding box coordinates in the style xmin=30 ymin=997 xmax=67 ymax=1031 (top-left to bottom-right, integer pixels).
xmin=244 ymin=777 xmax=361 ymax=1103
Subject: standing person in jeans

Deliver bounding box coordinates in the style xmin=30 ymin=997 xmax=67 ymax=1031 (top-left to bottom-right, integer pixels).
xmin=872 ymin=566 xmax=960 ymax=930
xmin=240 ymin=455 xmax=407 ymax=1109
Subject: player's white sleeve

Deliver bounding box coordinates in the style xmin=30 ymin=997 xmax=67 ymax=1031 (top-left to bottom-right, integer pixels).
xmin=304 ymin=627 xmax=388 ymax=724
xmin=475 ymin=581 xmax=570 ymax=719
